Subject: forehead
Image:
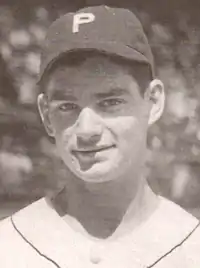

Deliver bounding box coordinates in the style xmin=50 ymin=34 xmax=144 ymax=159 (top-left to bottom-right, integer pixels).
xmin=46 ymin=55 xmax=139 ymax=97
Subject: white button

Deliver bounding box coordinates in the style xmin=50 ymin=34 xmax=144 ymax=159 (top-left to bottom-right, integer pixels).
xmin=90 ymin=244 xmax=104 ymax=264
xmin=90 ymin=255 xmax=102 ymax=264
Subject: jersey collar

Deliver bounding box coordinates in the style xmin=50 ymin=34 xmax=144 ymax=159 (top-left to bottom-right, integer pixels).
xmin=11 ymin=196 xmax=199 ymax=267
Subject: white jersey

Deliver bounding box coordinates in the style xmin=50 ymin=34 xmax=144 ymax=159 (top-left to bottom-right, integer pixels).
xmin=0 ymin=196 xmax=200 ymax=268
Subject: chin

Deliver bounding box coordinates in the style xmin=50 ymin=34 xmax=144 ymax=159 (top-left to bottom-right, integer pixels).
xmin=69 ymin=161 xmax=118 ymax=183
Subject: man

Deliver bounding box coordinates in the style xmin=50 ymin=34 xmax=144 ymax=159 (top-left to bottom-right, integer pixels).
xmin=0 ymin=5 xmax=200 ymax=268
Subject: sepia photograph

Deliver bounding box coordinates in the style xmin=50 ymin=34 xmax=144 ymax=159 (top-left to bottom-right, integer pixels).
xmin=0 ymin=0 xmax=200 ymax=267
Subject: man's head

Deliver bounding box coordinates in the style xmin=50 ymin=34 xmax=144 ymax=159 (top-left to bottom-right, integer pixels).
xmin=37 ymin=6 xmax=165 ymax=184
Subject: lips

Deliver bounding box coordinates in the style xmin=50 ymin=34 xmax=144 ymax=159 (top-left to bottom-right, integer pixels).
xmin=72 ymin=145 xmax=115 ymax=154
xmin=71 ymin=145 xmax=116 ymax=171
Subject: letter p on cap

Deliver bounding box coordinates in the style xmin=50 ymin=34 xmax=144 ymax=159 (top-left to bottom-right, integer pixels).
xmin=73 ymin=13 xmax=95 ymax=33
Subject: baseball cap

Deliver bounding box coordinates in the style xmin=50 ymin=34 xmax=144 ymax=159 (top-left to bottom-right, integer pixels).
xmin=38 ymin=5 xmax=155 ymax=83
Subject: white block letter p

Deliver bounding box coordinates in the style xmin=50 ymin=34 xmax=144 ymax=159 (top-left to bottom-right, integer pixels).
xmin=73 ymin=13 xmax=95 ymax=33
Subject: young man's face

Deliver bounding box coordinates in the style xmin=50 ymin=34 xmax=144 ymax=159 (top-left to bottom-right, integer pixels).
xmin=38 ymin=55 xmax=154 ymax=183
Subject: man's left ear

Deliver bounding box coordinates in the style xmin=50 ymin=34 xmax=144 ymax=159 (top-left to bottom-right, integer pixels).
xmin=145 ymin=79 xmax=165 ymax=125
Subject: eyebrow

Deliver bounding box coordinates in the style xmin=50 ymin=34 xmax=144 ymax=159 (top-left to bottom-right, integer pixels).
xmin=48 ymin=87 xmax=129 ymax=101
xmin=95 ymin=88 xmax=129 ymax=99
xmin=49 ymin=91 xmax=77 ymax=101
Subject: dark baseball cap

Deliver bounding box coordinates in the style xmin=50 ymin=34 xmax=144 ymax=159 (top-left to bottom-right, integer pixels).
xmin=38 ymin=5 xmax=155 ymax=83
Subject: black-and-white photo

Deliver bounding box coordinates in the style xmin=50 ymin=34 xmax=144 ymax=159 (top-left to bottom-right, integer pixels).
xmin=1 ymin=1 xmax=200 ymax=267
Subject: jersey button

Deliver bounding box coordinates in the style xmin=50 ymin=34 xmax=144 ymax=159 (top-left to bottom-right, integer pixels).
xmin=90 ymin=255 xmax=102 ymax=264
xmin=90 ymin=245 xmax=104 ymax=264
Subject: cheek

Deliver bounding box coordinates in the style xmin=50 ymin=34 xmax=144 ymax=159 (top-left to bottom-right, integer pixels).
xmin=49 ymin=110 xmax=76 ymax=136
xmin=53 ymin=121 xmax=78 ymax=153
xmin=105 ymin=116 xmax=147 ymax=148
xmin=47 ymin=112 xmax=74 ymax=148
xmin=106 ymin=116 xmax=139 ymax=137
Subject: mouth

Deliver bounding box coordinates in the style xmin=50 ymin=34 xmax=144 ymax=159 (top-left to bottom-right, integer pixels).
xmin=72 ymin=145 xmax=116 ymax=155
xmin=71 ymin=145 xmax=116 ymax=171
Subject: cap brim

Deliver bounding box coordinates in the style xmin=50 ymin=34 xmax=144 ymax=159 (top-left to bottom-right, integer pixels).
xmin=38 ymin=41 xmax=152 ymax=83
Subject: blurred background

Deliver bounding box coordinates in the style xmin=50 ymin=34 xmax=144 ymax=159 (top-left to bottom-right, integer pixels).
xmin=1 ymin=0 xmax=200 ymax=219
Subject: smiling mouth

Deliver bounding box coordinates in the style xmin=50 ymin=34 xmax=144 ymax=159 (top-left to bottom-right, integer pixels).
xmin=72 ymin=145 xmax=115 ymax=155
xmin=71 ymin=145 xmax=116 ymax=171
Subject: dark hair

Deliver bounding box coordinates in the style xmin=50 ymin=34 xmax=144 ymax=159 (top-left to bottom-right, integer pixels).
xmin=39 ymin=50 xmax=152 ymax=96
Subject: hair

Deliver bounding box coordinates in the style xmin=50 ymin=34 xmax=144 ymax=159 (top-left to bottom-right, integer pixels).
xmin=39 ymin=50 xmax=153 ymax=96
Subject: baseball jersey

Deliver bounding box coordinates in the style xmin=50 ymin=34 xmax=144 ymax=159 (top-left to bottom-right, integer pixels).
xmin=0 ymin=196 xmax=200 ymax=268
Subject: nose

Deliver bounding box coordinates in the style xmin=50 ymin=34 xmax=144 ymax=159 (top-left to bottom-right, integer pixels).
xmin=75 ymin=107 xmax=103 ymax=147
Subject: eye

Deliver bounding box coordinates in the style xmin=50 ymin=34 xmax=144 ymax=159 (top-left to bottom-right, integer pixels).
xmin=98 ymin=98 xmax=125 ymax=108
xmin=58 ymin=102 xmax=79 ymax=112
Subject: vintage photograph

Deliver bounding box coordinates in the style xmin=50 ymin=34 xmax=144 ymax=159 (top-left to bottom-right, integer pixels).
xmin=0 ymin=0 xmax=200 ymax=267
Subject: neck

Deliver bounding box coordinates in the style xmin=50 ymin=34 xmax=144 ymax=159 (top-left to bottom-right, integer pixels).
xmin=50 ymin=173 xmax=159 ymax=239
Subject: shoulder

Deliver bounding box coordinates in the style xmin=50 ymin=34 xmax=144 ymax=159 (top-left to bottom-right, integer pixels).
xmin=0 ymin=216 xmax=28 ymax=257
xmin=157 ymin=196 xmax=198 ymax=222
xmin=151 ymin=196 xmax=200 ymax=238
xmin=158 ymin=196 xmax=200 ymax=242
xmin=0 ymin=199 xmax=42 ymax=247
xmin=146 ymin=196 xmax=199 ymax=239
xmin=133 ymin=196 xmax=200 ymax=267
xmin=0 ymin=216 xmax=16 ymax=243
xmin=0 ymin=198 xmax=45 ymax=229
xmin=155 ymin=197 xmax=200 ymax=266
xmin=180 ymin=220 xmax=200 ymax=264
xmin=0 ymin=216 xmax=26 ymax=265
xmin=0 ymin=199 xmax=54 ymax=267
xmin=155 ymin=196 xmax=200 ymax=247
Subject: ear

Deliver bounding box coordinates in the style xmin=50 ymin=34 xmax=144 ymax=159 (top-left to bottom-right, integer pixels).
xmin=37 ymin=94 xmax=55 ymax=137
xmin=145 ymin=79 xmax=165 ymax=125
